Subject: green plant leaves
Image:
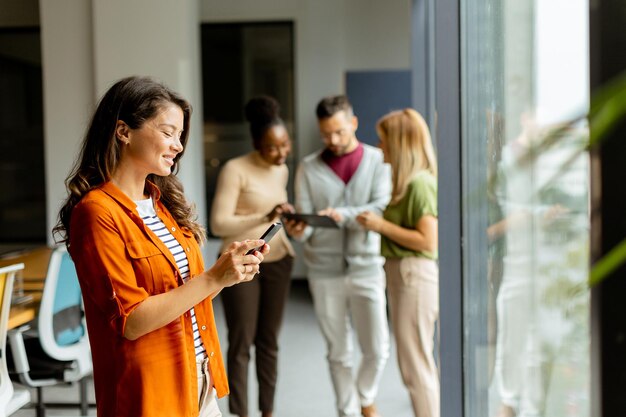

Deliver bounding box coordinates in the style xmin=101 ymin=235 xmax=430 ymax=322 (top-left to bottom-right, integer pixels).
xmin=589 ymin=70 xmax=626 ymax=148
xmin=587 ymin=70 xmax=626 ymax=286
xmin=589 ymin=238 xmax=626 ymax=286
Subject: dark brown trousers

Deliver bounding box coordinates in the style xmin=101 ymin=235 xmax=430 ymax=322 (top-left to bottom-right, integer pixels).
xmin=220 ymin=255 xmax=294 ymax=416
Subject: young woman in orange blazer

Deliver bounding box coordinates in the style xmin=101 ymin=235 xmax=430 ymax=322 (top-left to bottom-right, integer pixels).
xmin=54 ymin=76 xmax=269 ymax=417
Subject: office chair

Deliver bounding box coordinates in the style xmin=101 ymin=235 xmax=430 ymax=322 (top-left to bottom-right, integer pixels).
xmin=7 ymin=246 xmax=92 ymax=417
xmin=0 ymin=263 xmax=31 ymax=417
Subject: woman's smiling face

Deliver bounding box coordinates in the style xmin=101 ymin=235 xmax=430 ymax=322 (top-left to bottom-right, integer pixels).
xmin=119 ymin=103 xmax=185 ymax=177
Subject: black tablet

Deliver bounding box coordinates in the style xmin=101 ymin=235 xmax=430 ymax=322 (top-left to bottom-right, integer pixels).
xmin=281 ymin=213 xmax=339 ymax=228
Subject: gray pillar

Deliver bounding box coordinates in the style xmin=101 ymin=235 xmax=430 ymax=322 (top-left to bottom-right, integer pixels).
xmin=433 ymin=0 xmax=464 ymax=416
xmin=40 ymin=0 xmax=95 ymax=245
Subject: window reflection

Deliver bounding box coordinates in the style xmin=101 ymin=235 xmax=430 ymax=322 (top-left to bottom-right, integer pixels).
xmin=461 ymin=0 xmax=590 ymax=416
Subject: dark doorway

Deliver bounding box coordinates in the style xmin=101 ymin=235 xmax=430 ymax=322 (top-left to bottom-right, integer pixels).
xmin=0 ymin=28 xmax=46 ymax=244
xmin=200 ymin=22 xmax=295 ymax=236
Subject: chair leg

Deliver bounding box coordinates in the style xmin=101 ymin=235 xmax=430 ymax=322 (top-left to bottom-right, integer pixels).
xmin=80 ymin=377 xmax=88 ymax=415
xmin=36 ymin=386 xmax=46 ymax=417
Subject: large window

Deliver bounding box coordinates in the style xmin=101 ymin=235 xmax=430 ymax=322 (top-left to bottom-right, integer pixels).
xmin=460 ymin=1 xmax=590 ymax=416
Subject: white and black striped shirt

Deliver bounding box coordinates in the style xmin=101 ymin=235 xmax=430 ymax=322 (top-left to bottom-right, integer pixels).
xmin=135 ymin=198 xmax=207 ymax=359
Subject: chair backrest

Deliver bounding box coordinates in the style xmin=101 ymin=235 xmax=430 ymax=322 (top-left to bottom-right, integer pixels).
xmin=0 ymin=263 xmax=24 ymax=415
xmin=37 ymin=246 xmax=91 ymax=376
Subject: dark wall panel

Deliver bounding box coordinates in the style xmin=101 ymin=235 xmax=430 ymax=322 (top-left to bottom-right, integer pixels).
xmin=345 ymin=70 xmax=411 ymax=146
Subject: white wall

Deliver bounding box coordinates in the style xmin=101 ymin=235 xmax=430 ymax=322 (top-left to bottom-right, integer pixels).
xmin=39 ymin=0 xmax=95 ymax=245
xmin=90 ymin=0 xmax=207 ymax=232
xmin=37 ymin=0 xmax=207 ymax=251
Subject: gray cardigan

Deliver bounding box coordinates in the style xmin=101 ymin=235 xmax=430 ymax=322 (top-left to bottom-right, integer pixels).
xmin=294 ymin=143 xmax=391 ymax=278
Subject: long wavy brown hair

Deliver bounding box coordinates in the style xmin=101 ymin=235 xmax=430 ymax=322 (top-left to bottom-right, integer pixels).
xmin=53 ymin=76 xmax=206 ymax=246
xmin=376 ymin=108 xmax=437 ymax=204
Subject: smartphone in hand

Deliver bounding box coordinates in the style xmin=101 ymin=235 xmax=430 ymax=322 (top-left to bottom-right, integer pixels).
xmin=245 ymin=222 xmax=282 ymax=255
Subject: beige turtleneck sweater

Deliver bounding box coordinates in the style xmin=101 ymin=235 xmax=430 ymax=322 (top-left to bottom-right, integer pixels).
xmin=209 ymin=151 xmax=295 ymax=262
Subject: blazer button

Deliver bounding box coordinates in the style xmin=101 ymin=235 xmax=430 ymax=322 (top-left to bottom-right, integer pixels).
xmin=171 ymin=227 xmax=176 ymax=232
xmin=201 ymin=325 xmax=207 ymax=331
xmin=210 ymin=351 xmax=215 ymax=357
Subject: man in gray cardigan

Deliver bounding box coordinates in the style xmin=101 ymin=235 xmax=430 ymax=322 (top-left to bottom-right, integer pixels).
xmin=285 ymin=95 xmax=391 ymax=417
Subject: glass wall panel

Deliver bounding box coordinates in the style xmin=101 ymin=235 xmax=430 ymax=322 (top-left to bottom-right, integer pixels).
xmin=460 ymin=0 xmax=590 ymax=416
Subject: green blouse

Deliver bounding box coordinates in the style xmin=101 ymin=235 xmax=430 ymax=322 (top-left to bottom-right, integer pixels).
xmin=382 ymin=171 xmax=438 ymax=259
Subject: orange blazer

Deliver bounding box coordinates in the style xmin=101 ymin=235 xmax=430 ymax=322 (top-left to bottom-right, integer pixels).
xmin=69 ymin=181 xmax=227 ymax=417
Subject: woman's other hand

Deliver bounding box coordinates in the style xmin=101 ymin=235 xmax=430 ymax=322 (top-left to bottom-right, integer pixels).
xmin=267 ymin=202 xmax=295 ymax=221
xmin=283 ymin=218 xmax=307 ymax=239
xmin=356 ymin=210 xmax=384 ymax=233
xmin=318 ymin=207 xmax=343 ymax=223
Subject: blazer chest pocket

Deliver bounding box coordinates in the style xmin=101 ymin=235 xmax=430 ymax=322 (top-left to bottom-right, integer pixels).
xmin=126 ymin=241 xmax=170 ymax=293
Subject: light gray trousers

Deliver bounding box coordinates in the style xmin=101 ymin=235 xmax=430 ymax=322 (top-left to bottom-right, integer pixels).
xmin=308 ymin=272 xmax=390 ymax=417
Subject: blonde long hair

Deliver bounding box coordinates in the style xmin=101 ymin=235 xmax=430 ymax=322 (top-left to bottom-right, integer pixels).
xmin=376 ymin=108 xmax=437 ymax=203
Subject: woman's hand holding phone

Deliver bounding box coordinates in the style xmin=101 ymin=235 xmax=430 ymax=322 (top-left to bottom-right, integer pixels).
xmin=245 ymin=222 xmax=282 ymax=255
xmin=209 ymin=223 xmax=279 ymax=290
xmin=209 ymin=239 xmax=265 ymax=288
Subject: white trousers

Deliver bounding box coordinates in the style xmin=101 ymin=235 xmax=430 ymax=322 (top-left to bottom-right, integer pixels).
xmin=197 ymin=357 xmax=222 ymax=417
xmin=308 ymin=272 xmax=390 ymax=417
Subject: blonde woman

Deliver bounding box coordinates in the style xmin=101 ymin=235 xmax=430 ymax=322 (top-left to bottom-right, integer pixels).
xmin=357 ymin=108 xmax=439 ymax=417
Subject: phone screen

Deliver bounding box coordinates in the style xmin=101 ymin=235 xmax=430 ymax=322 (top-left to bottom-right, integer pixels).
xmin=245 ymin=222 xmax=282 ymax=255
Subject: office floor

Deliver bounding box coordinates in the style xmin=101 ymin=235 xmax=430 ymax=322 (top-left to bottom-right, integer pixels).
xmin=11 ymin=280 xmax=413 ymax=417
